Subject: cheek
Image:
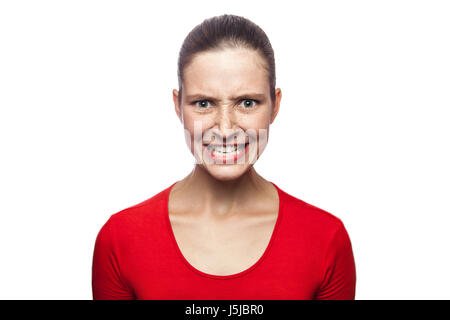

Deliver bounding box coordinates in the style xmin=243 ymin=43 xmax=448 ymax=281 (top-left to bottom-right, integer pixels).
xmin=240 ymin=112 xmax=271 ymax=131
xmin=182 ymin=113 xmax=213 ymax=136
xmin=241 ymin=113 xmax=271 ymax=154
xmin=181 ymin=114 xmax=216 ymax=152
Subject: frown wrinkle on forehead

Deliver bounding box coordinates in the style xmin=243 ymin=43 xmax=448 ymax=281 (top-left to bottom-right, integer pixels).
xmin=182 ymin=48 xmax=270 ymax=101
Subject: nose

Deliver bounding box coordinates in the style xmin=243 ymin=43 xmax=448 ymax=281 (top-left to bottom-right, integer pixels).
xmin=218 ymin=106 xmax=234 ymax=129
xmin=210 ymin=105 xmax=240 ymax=144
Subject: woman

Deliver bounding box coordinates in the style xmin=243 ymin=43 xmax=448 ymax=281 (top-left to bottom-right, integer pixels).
xmin=92 ymin=14 xmax=356 ymax=300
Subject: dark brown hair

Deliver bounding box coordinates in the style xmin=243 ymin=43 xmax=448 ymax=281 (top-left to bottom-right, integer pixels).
xmin=177 ymin=14 xmax=276 ymax=106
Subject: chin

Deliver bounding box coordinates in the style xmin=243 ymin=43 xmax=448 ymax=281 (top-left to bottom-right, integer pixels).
xmin=202 ymin=163 xmax=252 ymax=181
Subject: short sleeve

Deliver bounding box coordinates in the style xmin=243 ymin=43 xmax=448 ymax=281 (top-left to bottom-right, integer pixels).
xmin=91 ymin=218 xmax=135 ymax=300
xmin=314 ymin=220 xmax=357 ymax=300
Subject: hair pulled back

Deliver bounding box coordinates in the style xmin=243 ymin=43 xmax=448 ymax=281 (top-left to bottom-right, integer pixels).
xmin=177 ymin=14 xmax=276 ymax=105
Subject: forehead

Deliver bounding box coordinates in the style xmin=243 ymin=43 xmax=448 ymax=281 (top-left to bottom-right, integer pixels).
xmin=183 ymin=48 xmax=269 ymax=97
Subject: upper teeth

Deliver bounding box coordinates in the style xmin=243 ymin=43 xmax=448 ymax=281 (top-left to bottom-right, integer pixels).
xmin=207 ymin=144 xmax=245 ymax=153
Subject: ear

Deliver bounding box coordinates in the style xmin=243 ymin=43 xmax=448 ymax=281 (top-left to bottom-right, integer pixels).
xmin=270 ymin=88 xmax=282 ymax=124
xmin=172 ymin=89 xmax=183 ymax=123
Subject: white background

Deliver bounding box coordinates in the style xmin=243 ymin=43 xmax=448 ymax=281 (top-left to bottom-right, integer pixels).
xmin=1 ymin=0 xmax=449 ymax=299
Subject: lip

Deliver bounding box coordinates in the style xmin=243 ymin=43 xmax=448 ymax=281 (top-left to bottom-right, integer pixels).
xmin=202 ymin=142 xmax=249 ymax=163
xmin=203 ymin=142 xmax=249 ymax=146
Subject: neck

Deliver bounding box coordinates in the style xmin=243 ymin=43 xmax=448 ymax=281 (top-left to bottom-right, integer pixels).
xmin=175 ymin=164 xmax=273 ymax=217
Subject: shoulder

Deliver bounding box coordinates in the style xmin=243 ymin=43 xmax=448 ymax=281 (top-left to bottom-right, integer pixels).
xmin=278 ymin=186 xmax=346 ymax=239
xmin=274 ymin=185 xmax=355 ymax=286
xmin=101 ymin=184 xmax=171 ymax=235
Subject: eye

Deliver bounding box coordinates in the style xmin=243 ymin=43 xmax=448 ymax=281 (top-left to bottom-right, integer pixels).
xmin=194 ymin=100 xmax=211 ymax=108
xmin=239 ymin=99 xmax=258 ymax=108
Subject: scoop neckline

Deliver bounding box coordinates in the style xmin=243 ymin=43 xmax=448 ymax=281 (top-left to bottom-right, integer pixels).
xmin=164 ymin=180 xmax=284 ymax=280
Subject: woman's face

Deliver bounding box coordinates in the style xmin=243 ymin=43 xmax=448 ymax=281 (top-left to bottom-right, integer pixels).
xmin=173 ymin=47 xmax=281 ymax=181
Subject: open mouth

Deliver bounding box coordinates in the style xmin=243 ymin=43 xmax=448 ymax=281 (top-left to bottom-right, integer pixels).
xmin=202 ymin=142 xmax=250 ymax=161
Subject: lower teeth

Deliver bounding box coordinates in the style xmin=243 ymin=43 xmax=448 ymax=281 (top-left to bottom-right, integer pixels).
xmin=209 ymin=145 xmax=245 ymax=156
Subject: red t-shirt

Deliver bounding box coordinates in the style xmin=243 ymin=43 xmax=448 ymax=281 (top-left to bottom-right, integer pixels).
xmin=92 ymin=181 xmax=356 ymax=300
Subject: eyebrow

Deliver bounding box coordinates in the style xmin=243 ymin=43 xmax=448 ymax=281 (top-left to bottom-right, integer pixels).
xmin=185 ymin=93 xmax=266 ymax=102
